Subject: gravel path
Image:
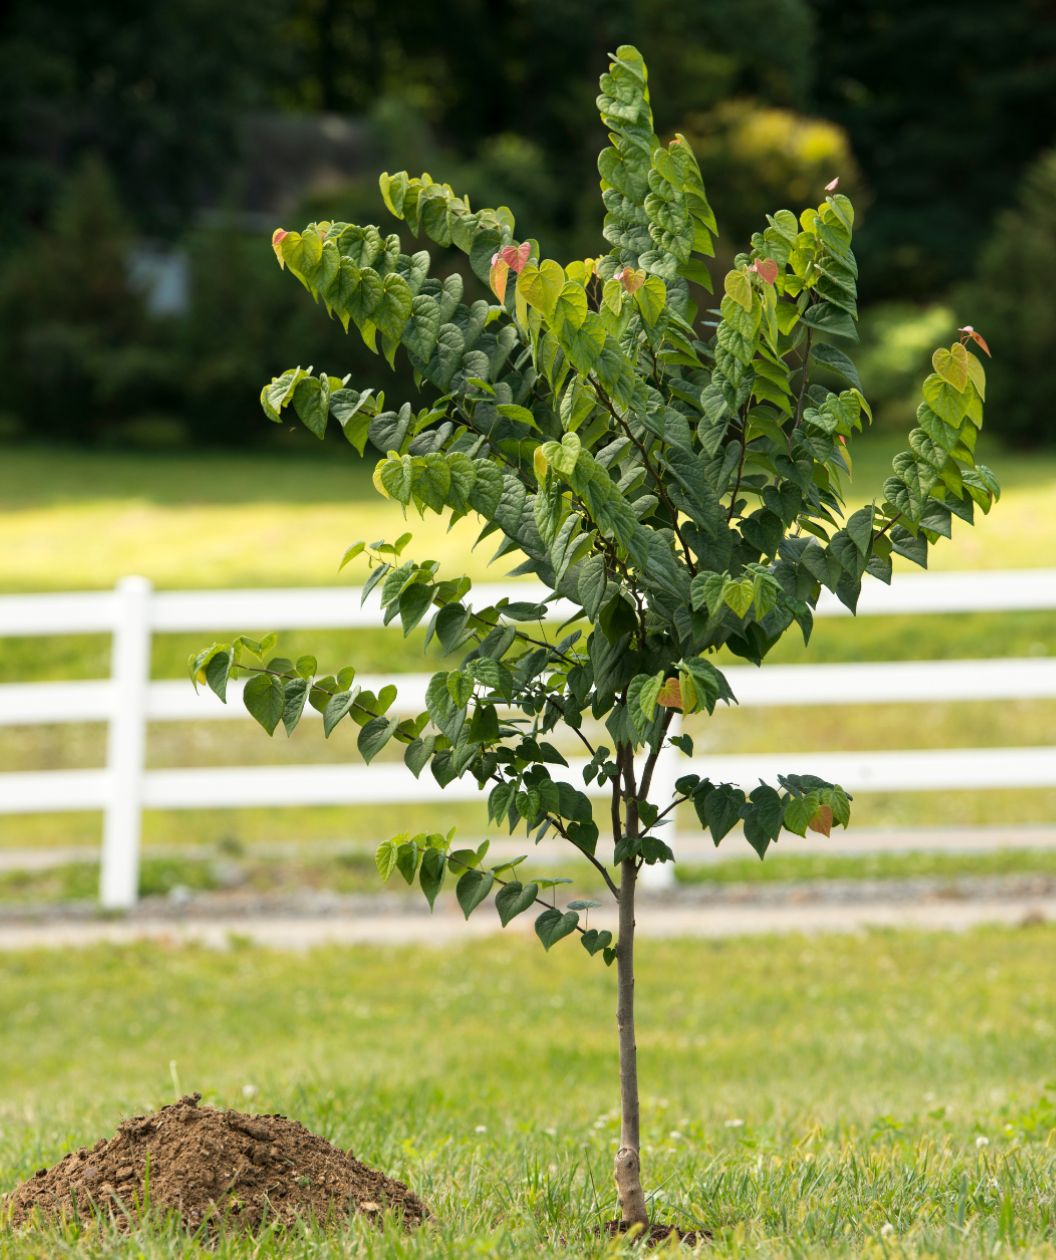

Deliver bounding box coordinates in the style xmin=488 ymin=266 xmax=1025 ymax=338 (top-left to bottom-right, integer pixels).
xmin=0 ymin=881 xmax=1050 ymax=951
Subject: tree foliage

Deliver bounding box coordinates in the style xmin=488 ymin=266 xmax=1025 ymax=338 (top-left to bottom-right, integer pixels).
xmin=192 ymin=43 xmax=997 ymax=1226
xmin=195 ymin=43 xmax=998 ymax=925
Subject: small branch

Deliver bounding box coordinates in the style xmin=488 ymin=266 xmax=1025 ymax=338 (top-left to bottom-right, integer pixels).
xmin=588 ymin=374 xmax=698 ymax=576
xmin=637 ymin=709 xmax=674 ymax=801
xmin=726 ymin=415 xmax=749 ymax=523
xmin=793 ymin=324 xmax=814 ymax=431
xmin=652 ymin=794 xmax=687 ymax=826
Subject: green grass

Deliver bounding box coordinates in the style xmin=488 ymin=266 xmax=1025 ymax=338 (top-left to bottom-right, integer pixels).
xmin=2 ymin=434 xmax=1052 ymax=595
xmin=1 ymin=929 xmax=1054 ymax=1256
xmin=677 ymin=846 xmax=1056 ymax=886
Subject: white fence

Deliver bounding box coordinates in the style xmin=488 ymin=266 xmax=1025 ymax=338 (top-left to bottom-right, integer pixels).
xmin=2 ymin=571 xmax=1056 ymax=909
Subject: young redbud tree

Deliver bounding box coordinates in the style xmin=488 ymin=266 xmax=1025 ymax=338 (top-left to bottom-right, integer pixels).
xmin=193 ymin=46 xmax=997 ymax=1228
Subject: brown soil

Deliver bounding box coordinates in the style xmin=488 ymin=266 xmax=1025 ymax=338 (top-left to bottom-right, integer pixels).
xmin=604 ymin=1219 xmax=710 ymax=1248
xmin=3 ymin=1094 xmax=429 ymax=1234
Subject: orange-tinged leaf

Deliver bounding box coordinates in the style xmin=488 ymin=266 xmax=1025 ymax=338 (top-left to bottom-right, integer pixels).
xmin=750 ymin=258 xmax=778 ymax=285
xmin=489 ymin=255 xmax=510 ymax=304
xmin=271 ymin=228 xmax=289 ymax=267
xmin=615 ymin=266 xmax=646 ymax=294
xmin=958 ymin=325 xmax=992 ymax=358
xmin=808 ymin=804 xmax=833 ymax=836
xmin=656 ymin=678 xmax=683 ymax=710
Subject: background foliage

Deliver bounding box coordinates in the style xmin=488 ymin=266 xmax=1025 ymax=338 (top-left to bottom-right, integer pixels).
xmin=0 ymin=0 xmax=1053 ymax=448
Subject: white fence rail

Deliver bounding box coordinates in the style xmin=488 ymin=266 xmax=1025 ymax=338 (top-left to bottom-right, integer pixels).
xmin=2 ymin=571 xmax=1056 ymax=908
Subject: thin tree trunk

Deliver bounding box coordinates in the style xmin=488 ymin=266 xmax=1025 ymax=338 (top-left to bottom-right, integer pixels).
xmin=614 ymin=855 xmax=648 ymax=1227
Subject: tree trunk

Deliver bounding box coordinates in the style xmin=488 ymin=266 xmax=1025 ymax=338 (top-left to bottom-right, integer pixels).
xmin=614 ymin=856 xmax=648 ymax=1227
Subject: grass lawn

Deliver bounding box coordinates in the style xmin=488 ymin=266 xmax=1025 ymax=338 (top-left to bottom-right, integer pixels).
xmin=1 ymin=928 xmax=1054 ymax=1257
xmin=1 ymin=433 xmax=1052 ymax=595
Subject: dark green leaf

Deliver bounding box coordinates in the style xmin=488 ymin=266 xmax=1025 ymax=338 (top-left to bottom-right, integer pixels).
xmin=534 ymin=907 xmax=579 ymax=950
xmin=456 ymin=868 xmax=494 ymax=919
xmin=495 ymin=880 xmax=538 ymax=926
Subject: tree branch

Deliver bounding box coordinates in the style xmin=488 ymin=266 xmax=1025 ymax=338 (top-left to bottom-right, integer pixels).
xmin=588 ymin=374 xmax=698 ymax=576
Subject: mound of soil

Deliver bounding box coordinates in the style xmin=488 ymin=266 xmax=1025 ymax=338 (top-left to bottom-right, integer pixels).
xmin=4 ymin=1094 xmax=428 ymax=1234
xmin=604 ymin=1220 xmax=710 ymax=1248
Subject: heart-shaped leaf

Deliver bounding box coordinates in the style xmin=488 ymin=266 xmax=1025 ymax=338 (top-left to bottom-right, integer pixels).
xmin=580 ymin=928 xmax=613 ymax=956
xmin=495 ymin=880 xmax=538 ymax=926
xmin=456 ymin=868 xmax=494 ymax=919
xmin=535 ymin=907 xmax=579 ymax=950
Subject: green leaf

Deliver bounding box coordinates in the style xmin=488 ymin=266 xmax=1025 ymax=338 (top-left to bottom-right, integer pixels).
xmin=372 ymin=272 xmax=414 ymax=342
xmin=357 ymin=715 xmax=399 ymax=762
xmin=243 ymin=674 xmax=283 ymax=736
xmin=801 ymin=302 xmax=858 ymax=341
xmin=404 ymin=735 xmax=435 ymax=778
xmin=580 ymin=928 xmax=613 ymax=957
xmin=419 ymin=847 xmax=445 ymax=908
xmin=518 ymin=259 xmax=565 ymax=318
xmin=456 ymin=868 xmax=494 ymax=919
xmin=399 ymin=582 xmax=434 ymax=634
xmin=323 ymin=689 xmax=355 ymax=737
xmin=698 ymin=783 xmax=744 ymax=843
xmin=279 ymin=228 xmax=323 ymax=277
xmin=554 ymin=281 xmax=588 ymax=330
xmin=375 ymin=838 xmax=398 ymax=881
xmin=281 ymin=677 xmax=308 ymax=735
xmin=724 ymin=270 xmax=753 ymax=313
xmin=922 ymin=374 xmax=969 ymax=426
xmin=495 ymin=880 xmax=538 ymax=927
xmin=447 ymin=671 xmax=473 ymax=708
xmin=809 ymin=342 xmax=862 ymax=390
xmin=534 ymin=907 xmax=579 ymax=950
xmin=932 ymin=344 xmax=970 ymax=393
xmin=743 ymin=784 xmax=784 ymax=858
xmin=634 ymin=275 xmax=666 ymax=326
xmin=845 ymin=505 xmax=875 ymax=557
xmin=395 ymin=840 xmax=420 ymax=884
xmin=292 ymin=376 xmax=329 ymax=439
xmin=204 ymin=651 xmax=231 ymax=703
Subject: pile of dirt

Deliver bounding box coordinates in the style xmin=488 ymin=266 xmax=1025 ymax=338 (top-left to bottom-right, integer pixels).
xmin=4 ymin=1094 xmax=429 ymax=1234
xmin=604 ymin=1220 xmax=710 ymax=1248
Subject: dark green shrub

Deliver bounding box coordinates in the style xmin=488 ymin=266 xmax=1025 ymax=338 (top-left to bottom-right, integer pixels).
xmin=959 ymin=149 xmax=1056 ymax=446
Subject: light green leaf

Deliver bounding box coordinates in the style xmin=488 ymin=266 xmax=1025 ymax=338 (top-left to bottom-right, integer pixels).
xmin=518 ymin=259 xmax=565 ymax=318
xmin=724 ymin=270 xmax=753 ymax=313
xmin=634 ymin=275 xmax=667 ymax=326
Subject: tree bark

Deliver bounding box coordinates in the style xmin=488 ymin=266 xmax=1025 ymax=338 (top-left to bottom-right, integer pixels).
xmin=614 ymin=855 xmax=648 ymax=1227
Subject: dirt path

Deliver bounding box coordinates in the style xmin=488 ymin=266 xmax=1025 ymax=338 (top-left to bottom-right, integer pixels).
xmin=0 ymin=893 xmax=1049 ymax=951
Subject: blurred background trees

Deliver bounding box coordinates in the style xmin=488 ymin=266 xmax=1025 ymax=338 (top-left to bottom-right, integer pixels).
xmin=1 ymin=0 xmax=1053 ymax=449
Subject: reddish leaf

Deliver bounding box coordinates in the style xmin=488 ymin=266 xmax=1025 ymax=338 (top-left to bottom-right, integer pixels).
xmin=500 ymin=242 xmax=531 ymax=274
xmin=750 ymin=258 xmax=778 ymax=285
xmin=824 ymin=177 xmax=840 ymax=192
xmin=615 ymin=266 xmax=645 ymax=294
xmin=958 ymin=325 xmax=992 ymax=358
xmin=808 ymin=804 xmax=833 ymax=836
xmin=271 ymin=228 xmax=289 ymax=267
xmin=656 ymin=678 xmax=683 ymax=710
xmin=489 ymin=254 xmax=510 ymax=304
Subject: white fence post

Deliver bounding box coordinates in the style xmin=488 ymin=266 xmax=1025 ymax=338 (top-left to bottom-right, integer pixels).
xmin=640 ymin=714 xmax=682 ymax=891
xmin=99 ymin=576 xmax=153 ymax=909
